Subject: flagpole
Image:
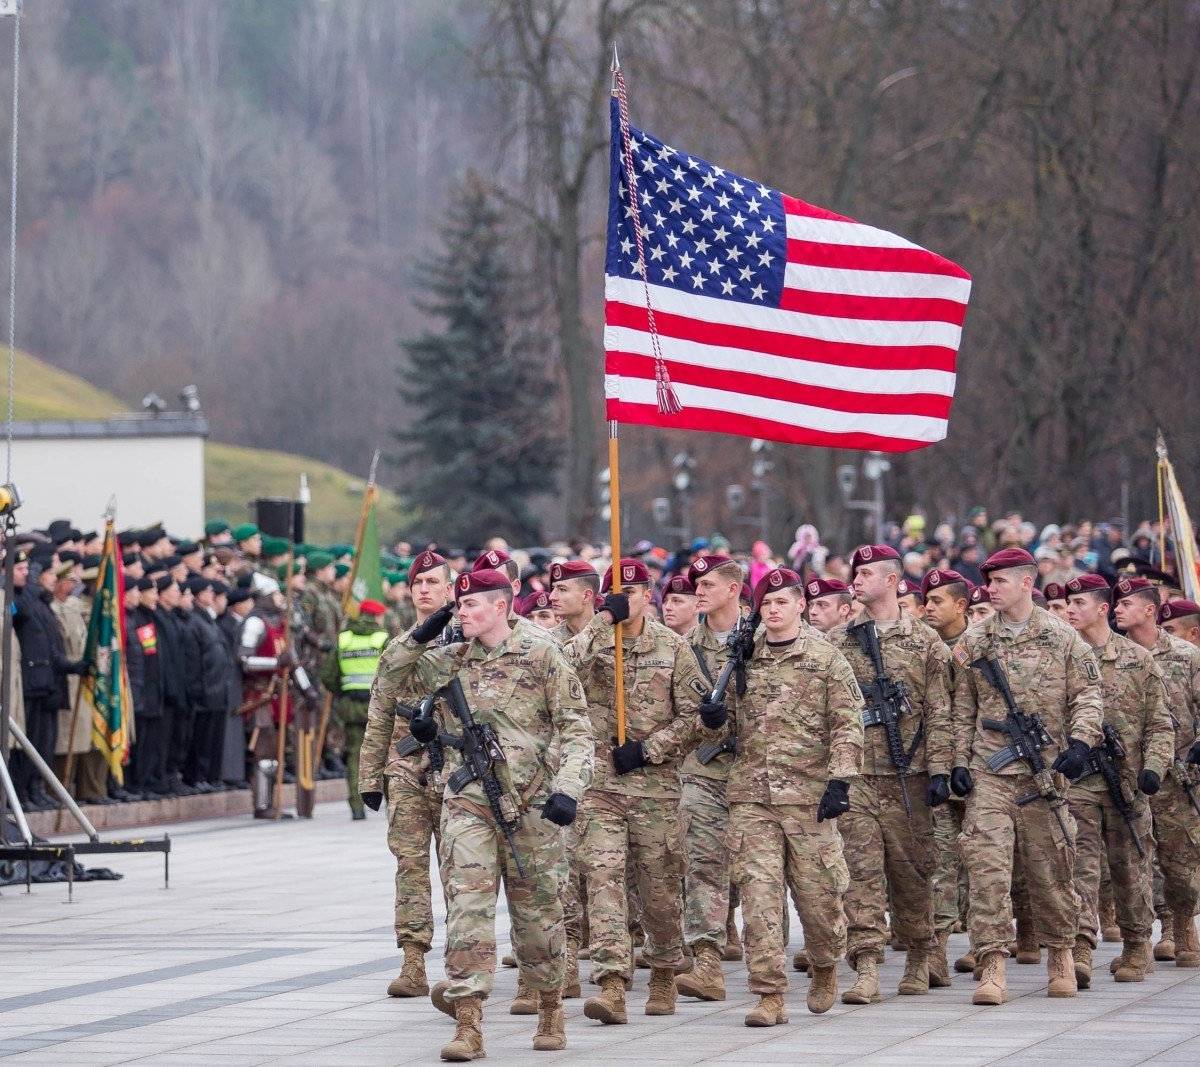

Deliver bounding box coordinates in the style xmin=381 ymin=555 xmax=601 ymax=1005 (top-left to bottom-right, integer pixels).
xmin=273 ymin=545 xmax=294 ymax=818
xmin=608 ymin=420 xmax=627 ymax=745
xmin=341 ymin=449 xmax=381 ymax=616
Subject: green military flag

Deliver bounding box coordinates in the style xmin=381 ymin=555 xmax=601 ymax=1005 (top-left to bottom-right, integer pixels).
xmin=84 ymin=520 xmax=133 ymax=783
xmin=346 ymin=483 xmax=385 ymax=616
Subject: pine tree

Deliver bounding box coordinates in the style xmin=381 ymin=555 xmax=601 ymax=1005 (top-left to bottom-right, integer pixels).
xmin=397 ymin=176 xmax=559 ymax=546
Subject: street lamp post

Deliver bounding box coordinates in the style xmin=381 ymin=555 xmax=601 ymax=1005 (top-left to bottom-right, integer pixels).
xmin=838 ymin=451 xmax=890 ymax=543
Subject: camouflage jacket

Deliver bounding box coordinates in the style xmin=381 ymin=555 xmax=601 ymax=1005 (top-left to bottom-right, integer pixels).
xmin=375 ymin=623 xmax=593 ymax=805
xmin=1147 ymin=629 xmax=1200 ymax=787
xmin=1072 ymin=631 xmax=1173 ymax=794
xmin=828 ymin=611 xmax=954 ymax=777
xmin=952 ymin=607 xmax=1103 ymax=774
xmin=680 ymin=614 xmax=746 ymax=782
xmin=385 ymin=601 xmax=416 ymax=640
xmin=727 ymin=630 xmax=864 ymax=806
xmin=566 ymin=613 xmax=714 ymax=798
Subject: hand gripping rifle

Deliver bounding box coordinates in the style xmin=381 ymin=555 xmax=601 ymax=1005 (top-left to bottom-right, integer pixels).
xmin=694 ymin=611 xmax=760 ymax=765
xmin=1081 ymin=725 xmax=1145 ymax=858
xmin=1164 ymin=709 xmax=1200 ymax=817
xmin=440 ymin=677 xmax=526 ymax=878
xmin=850 ymin=620 xmax=918 ymax=818
xmin=972 ymin=654 xmax=1072 ymax=843
xmin=393 ymin=692 xmax=445 ymax=774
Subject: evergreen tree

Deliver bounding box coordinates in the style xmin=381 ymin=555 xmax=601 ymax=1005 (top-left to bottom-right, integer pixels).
xmin=397 ymin=176 xmax=559 ymax=545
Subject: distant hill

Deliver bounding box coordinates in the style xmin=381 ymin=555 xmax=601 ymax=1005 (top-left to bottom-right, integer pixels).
xmin=7 ymin=348 xmax=408 ymax=544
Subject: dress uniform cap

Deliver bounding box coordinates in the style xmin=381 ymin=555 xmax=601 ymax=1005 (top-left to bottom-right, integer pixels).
xmin=1043 ymin=582 xmax=1067 ymax=603
xmin=752 ymin=567 xmax=801 ymax=610
xmin=600 ymin=558 xmax=652 ymax=593
xmin=515 ymin=590 xmax=552 ymax=617
xmin=408 ymin=550 xmax=447 ymax=586
xmin=1112 ymin=575 xmax=1153 ymax=602
xmin=358 ymin=598 xmax=386 ymax=616
xmin=305 ymin=551 xmax=334 ymax=574
xmin=548 ymin=559 xmax=597 ymax=587
xmin=1159 ymin=598 xmax=1200 ymax=623
xmin=979 ymin=547 xmax=1036 ymax=574
xmin=849 ymin=543 xmax=900 ymax=577
xmin=455 ymin=568 xmax=511 ymax=600
xmin=226 ymin=587 xmax=254 ymax=606
xmin=806 ymin=577 xmax=849 ymax=600
xmin=686 ymin=553 xmax=733 ymax=585
xmin=472 ymin=548 xmax=511 ymax=571
xmin=665 ymin=574 xmax=695 ymax=596
xmin=897 ymin=578 xmax=913 ymax=597
xmin=969 ymin=586 xmax=991 ymax=605
xmin=204 ymin=519 xmax=230 ymax=537
xmin=921 ymin=568 xmax=967 ymax=599
xmin=232 ymin=523 xmax=259 ymax=543
xmin=1066 ymin=573 xmax=1109 ymax=595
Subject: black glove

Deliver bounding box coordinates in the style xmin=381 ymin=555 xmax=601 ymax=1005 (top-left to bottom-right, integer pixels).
xmin=360 ymin=791 xmax=383 ymax=812
xmin=699 ymin=699 xmax=727 ymax=729
xmin=541 ymin=792 xmax=577 ymax=826
xmin=1138 ymin=769 xmax=1161 ymax=796
xmin=411 ymin=604 xmax=454 ymax=644
xmin=1188 ymin=738 xmax=1200 ymax=766
xmin=950 ymin=766 xmax=975 ymax=797
xmin=599 ymin=592 xmax=630 ymax=625
xmin=1051 ymin=738 xmax=1091 ymax=781
xmin=612 ymin=739 xmax=647 ymax=775
xmin=410 ymin=713 xmax=438 ymax=744
xmin=927 ymin=774 xmax=951 ymax=807
xmin=276 ymin=648 xmax=295 ymax=669
xmin=817 ymin=779 xmax=850 ymax=821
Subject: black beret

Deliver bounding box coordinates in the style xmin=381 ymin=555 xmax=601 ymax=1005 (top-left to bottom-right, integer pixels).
xmin=155 ymin=574 xmax=175 ymax=593
xmin=135 ymin=576 xmax=154 ymax=592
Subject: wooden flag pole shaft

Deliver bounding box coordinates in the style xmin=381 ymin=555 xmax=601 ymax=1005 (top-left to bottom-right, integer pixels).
xmin=273 ymin=549 xmax=295 ymax=817
xmin=53 ymin=681 xmax=85 ymax=834
xmin=608 ymin=422 xmax=626 ymax=746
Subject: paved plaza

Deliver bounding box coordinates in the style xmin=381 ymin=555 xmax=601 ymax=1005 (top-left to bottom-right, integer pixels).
xmin=3 ymin=801 xmax=1200 ymax=1065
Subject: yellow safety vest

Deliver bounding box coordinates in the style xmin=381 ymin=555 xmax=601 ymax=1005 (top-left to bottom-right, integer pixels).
xmin=337 ymin=628 xmax=388 ymax=692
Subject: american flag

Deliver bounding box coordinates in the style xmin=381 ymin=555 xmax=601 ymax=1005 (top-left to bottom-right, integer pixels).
xmin=603 ymin=98 xmax=971 ymax=452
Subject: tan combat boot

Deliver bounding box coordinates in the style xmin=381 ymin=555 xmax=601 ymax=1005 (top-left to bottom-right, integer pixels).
xmin=1114 ymin=941 xmax=1153 ymax=982
xmin=1015 ymin=920 xmax=1041 ymax=965
xmin=745 ymin=992 xmax=788 ymax=1026
xmin=897 ymin=947 xmax=929 ymax=995
xmin=583 ymin=975 xmax=628 ymax=1025
xmin=675 ymin=944 xmax=726 ymax=1001
xmin=929 ymin=932 xmax=952 ymax=988
xmin=1046 ymin=946 xmax=1078 ymax=997
xmin=510 ymin=974 xmax=537 ymax=1015
xmin=1175 ymin=915 xmax=1200 ymax=968
xmin=842 ymin=955 xmax=881 ymax=1004
xmin=972 ymin=952 xmax=1006 ymax=1005
xmin=431 ymin=980 xmax=457 ymax=1019
xmin=723 ymin=914 xmax=744 ymax=961
xmin=954 ymin=947 xmax=977 ymax=974
xmin=1155 ymin=912 xmax=1176 ymax=961
xmin=645 ymin=967 xmax=677 ymax=1016
xmin=1109 ymin=946 xmax=1127 ymax=974
xmin=501 ymin=952 xmax=518 ymax=968
xmin=440 ymin=994 xmax=485 ymax=1062
xmin=1072 ymin=937 xmax=1092 ymax=990
xmin=792 ymin=948 xmax=810 ymax=972
xmin=1100 ymin=896 xmax=1121 ymax=943
xmin=387 ymin=942 xmax=430 ymax=997
xmin=533 ymin=988 xmax=566 ymax=1052
xmin=807 ymin=964 xmax=837 ymax=1014
xmin=562 ymin=942 xmax=582 ymax=998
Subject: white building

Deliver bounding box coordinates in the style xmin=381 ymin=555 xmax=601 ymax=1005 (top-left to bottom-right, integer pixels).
xmin=9 ymin=413 xmax=207 ymax=537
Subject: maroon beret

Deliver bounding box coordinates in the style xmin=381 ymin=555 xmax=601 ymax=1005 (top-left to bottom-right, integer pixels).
xmin=515 ymin=590 xmax=551 ymax=616
xmin=897 ymin=578 xmax=914 ymax=597
xmin=1111 ymin=575 xmax=1154 ymax=602
xmin=740 ymin=581 xmax=753 ymax=604
xmin=753 ymin=567 xmax=801 ymax=611
xmin=980 ymin=547 xmax=1036 ymax=575
xmin=921 ymin=568 xmax=968 ymax=599
xmin=1065 ymin=574 xmax=1109 ymax=596
xmin=849 ymin=544 xmax=901 ymax=576
xmin=454 ymin=568 xmax=511 ymax=600
xmin=969 ymin=586 xmax=991 ymax=605
xmin=473 ymin=548 xmax=511 ymax=572
xmin=687 ymin=553 xmax=734 ymax=585
xmin=408 ymin=550 xmax=447 ymax=586
xmin=1159 ymin=599 xmax=1200 ymax=623
xmin=1042 ymin=581 xmax=1067 ymax=603
xmin=600 ymin=557 xmax=652 ymax=593
xmin=805 ymin=577 xmax=849 ymax=601
xmin=548 ymin=560 xmax=596 ymax=587
xmin=1031 ymin=588 xmax=1046 ymax=605
xmin=664 ymin=574 xmax=695 ymax=596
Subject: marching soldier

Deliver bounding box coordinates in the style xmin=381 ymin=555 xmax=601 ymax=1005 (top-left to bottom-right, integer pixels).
xmin=805 ymin=577 xmax=853 ymax=634
xmin=1064 ymin=574 xmax=1174 ymax=985
xmin=827 ymin=545 xmax=954 ymax=1003
xmin=1043 ymin=582 xmax=1070 ymax=623
xmin=727 ymin=567 xmax=863 ymax=1024
xmin=661 ymin=574 xmax=699 ymax=637
xmin=967 ymin=585 xmax=995 ymax=625
xmin=380 ymin=567 xmax=592 ymax=1059
xmin=1159 ymin=599 xmax=1200 ymax=647
xmin=951 ymin=548 xmax=1103 ymax=1005
xmin=547 ymin=560 xmax=600 ymax=643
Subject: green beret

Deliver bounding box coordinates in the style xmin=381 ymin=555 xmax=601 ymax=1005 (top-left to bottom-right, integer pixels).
xmin=330 ymin=544 xmax=354 ymax=559
xmin=275 ymin=562 xmax=299 ymax=582
xmin=231 ymin=523 xmax=259 ymax=542
xmin=383 ymin=569 xmax=405 ymax=586
xmin=305 ymin=551 xmax=334 ymax=573
xmin=334 ymin=562 xmax=351 ymax=579
xmin=204 ymin=519 xmax=230 ymax=537
xmin=261 ymin=536 xmax=290 ymax=558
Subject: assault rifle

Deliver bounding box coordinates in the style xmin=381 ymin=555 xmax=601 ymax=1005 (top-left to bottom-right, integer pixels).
xmin=1082 ymin=725 xmax=1146 ymax=858
xmin=1174 ymin=759 xmax=1200 ymax=817
xmin=973 ymin=654 xmax=1072 ymax=842
xmin=394 ymin=692 xmax=444 ymax=774
xmin=441 ymin=677 xmax=526 ymax=877
xmin=694 ymin=611 xmax=760 ymax=765
xmin=850 ymin=620 xmax=917 ymax=818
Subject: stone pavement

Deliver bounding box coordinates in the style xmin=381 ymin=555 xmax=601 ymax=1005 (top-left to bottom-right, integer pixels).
xmin=2 ymin=800 xmax=1199 ymax=1065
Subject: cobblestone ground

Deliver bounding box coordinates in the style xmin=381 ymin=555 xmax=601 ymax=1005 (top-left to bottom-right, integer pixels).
xmin=2 ymin=802 xmax=1199 ymax=1065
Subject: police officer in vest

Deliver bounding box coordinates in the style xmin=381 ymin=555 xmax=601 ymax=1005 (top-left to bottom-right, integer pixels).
xmin=321 ymin=598 xmax=390 ymax=820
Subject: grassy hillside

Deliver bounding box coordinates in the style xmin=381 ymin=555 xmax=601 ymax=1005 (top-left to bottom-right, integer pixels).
xmin=5 ymin=348 xmax=407 ymax=543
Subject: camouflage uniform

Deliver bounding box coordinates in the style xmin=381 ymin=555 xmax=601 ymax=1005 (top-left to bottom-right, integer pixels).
xmin=931 ymin=638 xmax=969 ymax=935
xmin=828 ymin=614 xmax=954 ymax=967
xmin=383 ymin=623 xmax=593 ymax=1002
xmin=952 ymin=608 xmax=1103 ymax=957
xmin=565 ymin=614 xmax=712 ymax=980
xmin=1069 ymin=633 xmax=1173 ymax=948
xmin=727 ymin=630 xmax=863 ymax=993
xmin=680 ymin=616 xmax=741 ymax=956
xmin=385 ymin=599 xmax=416 ymax=640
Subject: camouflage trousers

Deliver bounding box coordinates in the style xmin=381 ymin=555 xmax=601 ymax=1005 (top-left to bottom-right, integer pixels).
xmin=841 ymin=774 xmax=934 ymax=965
xmin=562 ymin=823 xmax=586 ymax=948
xmin=730 ymin=802 xmax=848 ymax=994
xmin=578 ymin=789 xmax=685 ymax=980
xmin=962 ymin=774 xmax=1079 ymax=956
xmin=932 ymin=800 xmax=968 ymax=934
xmin=343 ymin=721 xmax=366 ymax=815
xmin=440 ymin=794 xmax=568 ymax=1002
xmin=1069 ymin=787 xmax=1154 ymax=947
xmin=680 ymin=775 xmax=731 ymax=953
xmin=1150 ymin=778 xmax=1200 ymax=921
xmin=385 ymin=768 xmax=443 ymax=949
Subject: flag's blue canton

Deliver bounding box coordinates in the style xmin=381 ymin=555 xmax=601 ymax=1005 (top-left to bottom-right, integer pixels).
xmin=606 ymin=104 xmax=788 ymax=307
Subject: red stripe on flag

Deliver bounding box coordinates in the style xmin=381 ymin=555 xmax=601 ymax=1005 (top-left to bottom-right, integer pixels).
xmin=606 ymin=351 xmax=953 ymax=419
xmin=787 ymin=239 xmax=971 ymax=278
xmin=780 ymin=193 xmax=855 ymax=223
xmin=777 ymin=287 xmax=968 ymax=325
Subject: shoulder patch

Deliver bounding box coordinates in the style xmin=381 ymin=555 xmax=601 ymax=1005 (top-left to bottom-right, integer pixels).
xmin=568 ymin=676 xmax=584 ymax=703
xmin=953 ymin=644 xmax=970 ymax=667
xmin=1083 ymin=656 xmax=1100 ymax=683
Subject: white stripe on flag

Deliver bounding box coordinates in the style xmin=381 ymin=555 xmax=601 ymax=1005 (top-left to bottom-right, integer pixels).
xmin=783 ymin=213 xmax=924 ymax=249
xmin=782 ymin=262 xmax=972 ymax=303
